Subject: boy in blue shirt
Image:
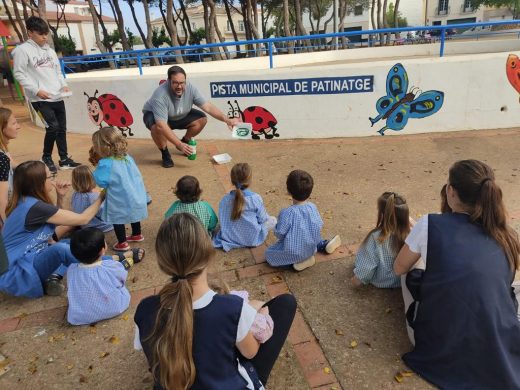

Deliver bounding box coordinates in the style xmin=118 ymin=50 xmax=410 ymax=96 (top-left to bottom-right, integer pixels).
xmin=265 ymin=170 xmax=341 ymax=271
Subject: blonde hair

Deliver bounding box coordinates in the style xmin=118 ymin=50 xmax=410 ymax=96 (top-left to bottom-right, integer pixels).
xmin=149 ymin=213 xmax=216 ymax=390
xmin=72 ymin=165 xmax=96 ymax=193
xmin=0 ymin=108 xmax=13 ymax=152
xmin=362 ymin=192 xmax=410 ymax=254
xmin=91 ymin=127 xmax=127 ymax=159
xmin=230 ymin=163 xmax=252 ymax=220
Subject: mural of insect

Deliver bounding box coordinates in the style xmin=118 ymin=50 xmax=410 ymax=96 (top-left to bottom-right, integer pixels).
xmin=506 ymin=54 xmax=520 ymax=102
xmin=227 ymin=100 xmax=279 ymax=140
xmin=84 ymin=90 xmax=134 ymax=137
xmin=369 ymin=63 xmax=444 ymax=136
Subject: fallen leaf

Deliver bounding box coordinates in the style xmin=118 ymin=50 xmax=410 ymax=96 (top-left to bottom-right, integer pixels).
xmin=108 ymin=335 xmax=120 ymax=345
xmin=334 ymin=329 xmax=344 ymax=336
xmin=121 ymin=314 xmax=129 ymax=321
xmin=131 ymin=276 xmax=138 ymax=283
xmin=271 ymin=276 xmax=283 ymax=284
xmin=401 ymin=370 xmax=413 ymax=377
xmin=88 ymin=365 xmax=93 ymax=371
xmin=99 ymin=352 xmax=110 ymax=359
xmin=350 ymin=340 xmax=358 ymax=348
xmin=28 ymin=364 xmax=37 ymax=374
xmin=67 ymin=364 xmax=74 ymax=370
xmin=89 ymin=325 xmax=97 ymax=334
xmin=323 ymin=367 xmax=331 ymax=374
xmin=394 ymin=373 xmax=404 ymax=383
xmin=79 ymin=374 xmax=88 ymax=383
xmin=0 ymin=356 xmax=10 ymax=369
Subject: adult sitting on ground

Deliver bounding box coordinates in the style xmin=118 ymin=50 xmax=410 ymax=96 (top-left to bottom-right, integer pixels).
xmin=394 ymin=159 xmax=520 ymax=389
xmin=142 ymin=65 xmax=239 ymax=168
xmin=0 ymin=107 xmax=21 ymax=225
xmin=0 ymin=161 xmax=143 ymax=298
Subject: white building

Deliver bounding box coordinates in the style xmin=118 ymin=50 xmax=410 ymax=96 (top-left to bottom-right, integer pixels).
xmin=0 ymin=0 xmax=118 ymax=54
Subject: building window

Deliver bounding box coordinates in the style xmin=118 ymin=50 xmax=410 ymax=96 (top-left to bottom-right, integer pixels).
xmin=227 ymin=21 xmax=231 ymax=31
xmin=354 ymin=5 xmax=363 ymax=16
xmin=238 ymin=21 xmax=245 ymax=32
xmin=464 ymin=0 xmax=472 ymax=9
xmin=438 ymin=0 xmax=449 ymax=12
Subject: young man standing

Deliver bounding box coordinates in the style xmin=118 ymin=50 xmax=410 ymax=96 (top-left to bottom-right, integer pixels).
xmin=13 ymin=16 xmax=80 ymax=173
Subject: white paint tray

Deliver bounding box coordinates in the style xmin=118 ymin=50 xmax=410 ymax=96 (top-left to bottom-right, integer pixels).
xmin=212 ymin=153 xmax=232 ymax=164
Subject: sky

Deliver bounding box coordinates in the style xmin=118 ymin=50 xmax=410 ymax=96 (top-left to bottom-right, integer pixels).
xmin=99 ymin=1 xmax=156 ymax=35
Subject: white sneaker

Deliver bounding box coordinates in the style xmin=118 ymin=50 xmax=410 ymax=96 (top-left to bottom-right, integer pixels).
xmin=325 ymin=235 xmax=341 ymax=254
xmin=293 ymin=255 xmax=316 ymax=271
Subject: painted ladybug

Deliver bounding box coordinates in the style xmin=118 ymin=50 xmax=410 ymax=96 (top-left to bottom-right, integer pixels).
xmin=227 ymin=100 xmax=279 ymax=140
xmin=84 ymin=90 xmax=134 ymax=137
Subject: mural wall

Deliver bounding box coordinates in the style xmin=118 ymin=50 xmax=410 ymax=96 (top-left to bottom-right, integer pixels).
xmin=62 ymin=51 xmax=520 ymax=140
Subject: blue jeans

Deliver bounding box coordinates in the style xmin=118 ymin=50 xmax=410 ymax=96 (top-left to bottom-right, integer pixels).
xmin=32 ymin=242 xmax=78 ymax=282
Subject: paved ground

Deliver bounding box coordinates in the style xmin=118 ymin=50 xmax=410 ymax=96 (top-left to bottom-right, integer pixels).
xmin=1 ymin=99 xmax=520 ymax=389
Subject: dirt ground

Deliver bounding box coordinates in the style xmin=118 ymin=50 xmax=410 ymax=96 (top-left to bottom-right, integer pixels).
xmin=0 ymin=100 xmax=519 ymax=390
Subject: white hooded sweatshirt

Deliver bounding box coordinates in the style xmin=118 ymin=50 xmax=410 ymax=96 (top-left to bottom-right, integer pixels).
xmin=12 ymin=39 xmax=67 ymax=103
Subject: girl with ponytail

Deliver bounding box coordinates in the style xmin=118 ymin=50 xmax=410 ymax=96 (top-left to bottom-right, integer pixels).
xmin=213 ymin=163 xmax=276 ymax=251
xmin=351 ymin=192 xmax=410 ymax=288
xmin=134 ymin=213 xmax=296 ymax=390
xmin=394 ymin=160 xmax=520 ymax=389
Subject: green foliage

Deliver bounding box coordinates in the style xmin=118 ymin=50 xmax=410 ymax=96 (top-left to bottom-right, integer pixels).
xmin=102 ymin=29 xmax=121 ymax=48
xmin=386 ymin=2 xmax=408 ymax=28
xmin=469 ymin=0 xmax=520 ymax=17
xmin=126 ymin=28 xmax=135 ymax=49
xmin=53 ymin=34 xmax=76 ymax=56
xmin=189 ymin=28 xmax=206 ymax=45
xmin=152 ymin=27 xmax=172 ymax=47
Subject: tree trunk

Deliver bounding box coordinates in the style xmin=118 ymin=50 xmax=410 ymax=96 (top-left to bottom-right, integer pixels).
xmin=11 ymin=0 xmax=28 ymax=40
xmin=178 ymin=0 xmax=194 ymax=44
xmin=141 ymin=0 xmax=159 ymax=65
xmin=246 ymin=0 xmax=261 ymax=55
xmin=36 ymin=0 xmax=54 ymax=48
xmin=338 ymin=0 xmax=348 ymax=48
xmin=165 ymin=0 xmax=184 ymax=63
xmin=172 ymin=1 xmax=188 ymax=45
xmin=128 ymin=0 xmax=147 ymax=46
xmin=382 ymin=0 xmax=390 ymax=44
xmin=2 ymin=0 xmax=24 ymax=42
xmin=21 ymin=0 xmax=30 ymax=19
xmin=207 ymin=0 xmax=229 ymax=59
xmin=283 ymin=0 xmax=294 ymax=53
xmin=86 ymin=0 xmax=106 ymax=52
xmin=108 ymin=0 xmax=131 ymax=51
xmin=158 ymin=0 xmax=173 ymax=40
xmin=224 ymin=0 xmax=241 ymax=55
xmin=393 ymin=0 xmax=401 ymax=40
xmin=293 ymin=0 xmax=311 ymax=51
xmin=376 ymin=0 xmax=383 ymax=44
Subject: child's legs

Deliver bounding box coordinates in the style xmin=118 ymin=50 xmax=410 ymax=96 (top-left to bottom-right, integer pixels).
xmin=32 ymin=243 xmax=79 ymax=283
xmin=113 ymin=224 xmax=127 ymax=243
xmin=53 ymin=101 xmax=68 ymax=159
xmin=130 ymin=222 xmax=141 ymax=236
xmin=250 ymin=294 xmax=297 ymax=384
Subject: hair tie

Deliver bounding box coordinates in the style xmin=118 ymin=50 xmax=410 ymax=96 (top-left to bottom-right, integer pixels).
xmin=171 ymin=274 xmax=187 ymax=282
xmin=235 ymin=183 xmax=245 ymax=190
xmin=480 ymin=178 xmax=492 ymax=188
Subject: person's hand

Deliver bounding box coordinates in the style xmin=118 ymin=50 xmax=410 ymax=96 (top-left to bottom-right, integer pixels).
xmin=176 ymin=142 xmax=193 ymax=156
xmin=37 ymin=90 xmax=51 ymax=100
xmin=258 ymin=306 xmax=269 ymax=316
xmin=351 ymin=276 xmax=363 ymax=287
xmin=61 ymin=86 xmax=71 ymax=92
xmin=98 ymin=189 xmax=106 ymax=202
xmin=249 ymin=299 xmax=266 ymax=311
xmin=53 ymin=179 xmax=71 ymax=197
xmin=225 ymin=117 xmax=240 ymax=130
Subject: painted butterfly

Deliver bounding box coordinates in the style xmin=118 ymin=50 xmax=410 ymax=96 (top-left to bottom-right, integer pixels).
xmin=369 ymin=63 xmax=444 ymax=135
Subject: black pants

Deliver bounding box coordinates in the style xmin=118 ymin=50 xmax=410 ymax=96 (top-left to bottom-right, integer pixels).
xmin=113 ymin=222 xmax=141 ymax=243
xmin=250 ymin=294 xmax=297 ymax=384
xmin=32 ymin=100 xmax=68 ymax=159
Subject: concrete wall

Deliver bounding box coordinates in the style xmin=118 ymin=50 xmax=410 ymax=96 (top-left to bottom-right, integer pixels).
xmin=63 ymin=48 xmax=520 ymax=141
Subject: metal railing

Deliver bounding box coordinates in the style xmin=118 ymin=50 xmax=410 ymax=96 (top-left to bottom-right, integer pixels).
xmin=60 ymin=20 xmax=520 ymax=76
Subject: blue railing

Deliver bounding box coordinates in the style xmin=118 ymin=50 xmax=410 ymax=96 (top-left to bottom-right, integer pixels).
xmin=60 ymin=20 xmax=520 ymax=76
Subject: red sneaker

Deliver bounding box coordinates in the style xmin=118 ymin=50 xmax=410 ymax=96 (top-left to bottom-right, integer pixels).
xmin=126 ymin=234 xmax=144 ymax=242
xmin=113 ymin=241 xmax=130 ymax=251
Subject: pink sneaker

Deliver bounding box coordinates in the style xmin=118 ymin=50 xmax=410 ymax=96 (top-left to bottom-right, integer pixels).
xmin=126 ymin=234 xmax=144 ymax=242
xmin=113 ymin=241 xmax=130 ymax=251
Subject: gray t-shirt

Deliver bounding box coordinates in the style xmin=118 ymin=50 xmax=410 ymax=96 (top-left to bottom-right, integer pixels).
xmin=142 ymin=81 xmax=207 ymax=122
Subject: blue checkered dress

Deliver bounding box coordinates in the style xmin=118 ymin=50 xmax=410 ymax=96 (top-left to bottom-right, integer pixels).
xmin=265 ymin=202 xmax=323 ymax=267
xmin=353 ymin=230 xmax=401 ymax=288
xmin=213 ymin=189 xmax=270 ymax=251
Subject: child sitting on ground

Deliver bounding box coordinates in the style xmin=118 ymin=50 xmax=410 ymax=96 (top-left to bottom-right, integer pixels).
xmin=90 ymin=127 xmax=148 ymax=251
xmin=71 ymin=165 xmax=113 ymax=232
xmin=265 ymin=170 xmax=341 ymax=271
xmin=67 ymin=227 xmax=145 ymax=325
xmin=164 ymin=175 xmax=218 ymax=235
xmin=351 ymin=192 xmax=410 ymax=288
xmin=213 ymin=162 xmax=276 ymax=251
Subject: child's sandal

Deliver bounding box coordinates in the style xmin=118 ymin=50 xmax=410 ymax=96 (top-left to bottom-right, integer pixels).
xmin=130 ymin=248 xmax=145 ymax=264
xmin=116 ymin=254 xmax=134 ymax=270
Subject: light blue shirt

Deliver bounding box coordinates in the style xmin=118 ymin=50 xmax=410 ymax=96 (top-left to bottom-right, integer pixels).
xmin=265 ymin=202 xmax=323 ymax=266
xmin=213 ymin=189 xmax=269 ymax=251
xmin=353 ymin=230 xmax=401 ymax=288
xmin=67 ymin=259 xmax=130 ymax=325
xmin=71 ymin=191 xmax=113 ymax=232
xmin=93 ymin=155 xmax=148 ymax=225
